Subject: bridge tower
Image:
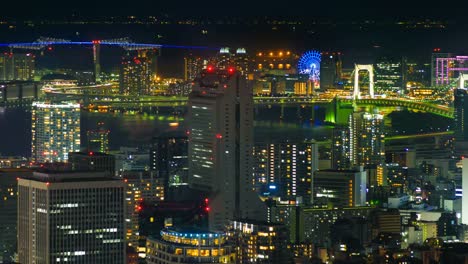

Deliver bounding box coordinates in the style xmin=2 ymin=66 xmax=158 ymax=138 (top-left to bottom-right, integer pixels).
xmin=460 ymin=73 xmax=468 ymax=88
xmin=353 ymin=64 xmax=374 ymax=99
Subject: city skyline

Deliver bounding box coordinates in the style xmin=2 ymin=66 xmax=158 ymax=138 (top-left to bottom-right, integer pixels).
xmin=3 ymin=3 xmax=468 ymax=264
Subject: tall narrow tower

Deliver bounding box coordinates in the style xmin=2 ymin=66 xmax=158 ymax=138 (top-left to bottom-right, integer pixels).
xmin=188 ymin=67 xmax=266 ymax=231
xmin=93 ymin=40 xmax=101 ymax=83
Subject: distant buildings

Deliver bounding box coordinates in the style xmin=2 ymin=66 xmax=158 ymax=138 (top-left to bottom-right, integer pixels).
xmin=18 ymin=171 xmax=126 ymax=263
xmin=0 ymin=52 xmax=35 ymax=81
xmin=31 ymin=101 xmax=81 ymax=163
xmin=187 ymin=67 xmax=266 ymax=230
xmin=320 ymin=52 xmax=343 ymax=90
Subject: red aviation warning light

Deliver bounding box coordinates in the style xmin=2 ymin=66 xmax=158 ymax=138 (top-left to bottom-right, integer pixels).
xmin=207 ymin=65 xmax=214 ymax=72
xmin=228 ymin=67 xmax=235 ymax=74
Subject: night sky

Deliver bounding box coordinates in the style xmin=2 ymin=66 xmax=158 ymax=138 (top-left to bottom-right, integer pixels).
xmin=1 ymin=0 xmax=468 ymax=20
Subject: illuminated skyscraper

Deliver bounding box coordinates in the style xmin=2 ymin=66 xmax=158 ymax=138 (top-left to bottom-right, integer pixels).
xmin=349 ymin=112 xmax=385 ymax=167
xmin=120 ymin=53 xmax=153 ymax=96
xmin=252 ymin=141 xmax=318 ymax=204
xmin=188 ymin=67 xmax=266 ymax=231
xmin=31 ymin=101 xmax=81 ymax=163
xmin=18 ymin=171 xmax=126 ymax=263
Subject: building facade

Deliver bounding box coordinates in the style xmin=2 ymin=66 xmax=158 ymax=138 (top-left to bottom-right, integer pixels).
xmin=31 ymin=101 xmax=81 ymax=163
xmin=312 ymin=168 xmax=367 ymax=207
xmin=0 ymin=53 xmax=35 ymax=81
xmin=18 ymin=171 xmax=126 ymax=264
xmin=252 ymin=141 xmax=318 ymax=204
xmin=120 ymin=54 xmax=153 ymax=96
xmin=187 ymin=68 xmax=266 ymax=230
xmin=349 ymin=112 xmax=385 ymax=167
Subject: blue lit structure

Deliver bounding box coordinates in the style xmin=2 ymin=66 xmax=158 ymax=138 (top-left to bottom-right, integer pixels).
xmin=0 ymin=41 xmax=216 ymax=50
xmin=146 ymin=227 xmax=235 ymax=263
xmin=298 ymin=50 xmax=321 ymax=85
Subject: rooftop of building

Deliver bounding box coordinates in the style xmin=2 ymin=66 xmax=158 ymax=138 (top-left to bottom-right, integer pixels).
xmin=69 ymin=151 xmax=114 ymax=157
xmin=162 ymin=226 xmax=224 ymax=236
xmin=20 ymin=170 xmax=120 ymax=183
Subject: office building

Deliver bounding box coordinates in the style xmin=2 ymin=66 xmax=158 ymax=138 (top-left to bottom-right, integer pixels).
xmin=187 ymin=67 xmax=266 ymax=231
xmin=227 ymin=219 xmax=291 ymax=264
xmin=68 ymin=151 xmax=116 ymax=176
xmin=120 ymin=52 xmax=153 ymax=96
xmin=122 ymin=171 xmax=164 ymax=250
xmin=0 ymin=52 xmax=35 ymax=81
xmin=150 ymin=132 xmax=188 ymax=199
xmin=252 ymin=141 xmax=318 ymax=204
xmin=87 ymin=122 xmax=110 ymax=153
xmin=349 ymin=112 xmax=385 ymax=166
xmin=312 ymin=168 xmax=367 ymax=207
xmin=31 ymin=101 xmax=81 ymax=163
xmin=146 ymin=228 xmax=235 ymax=264
xmin=375 ymin=57 xmax=403 ymax=91
xmin=18 ymin=171 xmax=126 ymax=263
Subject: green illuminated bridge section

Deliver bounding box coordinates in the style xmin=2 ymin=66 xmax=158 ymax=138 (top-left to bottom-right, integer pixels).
xmin=82 ymin=96 xmax=454 ymax=119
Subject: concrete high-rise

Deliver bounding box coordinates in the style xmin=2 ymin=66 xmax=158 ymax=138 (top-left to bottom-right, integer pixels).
xmin=31 ymin=101 xmax=81 ymax=163
xmin=187 ymin=67 xmax=266 ymax=231
xmin=18 ymin=171 xmax=126 ymax=263
xmin=252 ymin=141 xmax=318 ymax=204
